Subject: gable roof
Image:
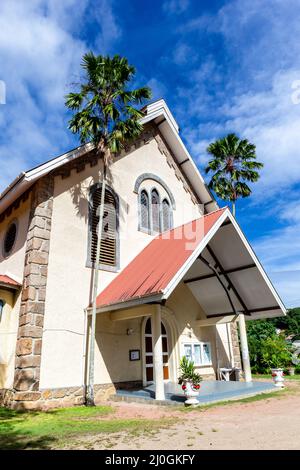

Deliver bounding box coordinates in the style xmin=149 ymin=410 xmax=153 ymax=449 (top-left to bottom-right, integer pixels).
xmin=96 ymin=208 xmax=226 ymax=310
xmin=94 ymin=207 xmax=286 ymax=320
xmin=0 ymin=99 xmax=217 ymax=216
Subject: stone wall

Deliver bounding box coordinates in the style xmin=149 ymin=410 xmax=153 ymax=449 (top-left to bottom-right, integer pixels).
xmin=13 ymin=176 xmax=54 ymax=403
xmin=1 ymin=382 xmax=145 ymax=410
xmin=230 ymin=320 xmax=242 ymax=370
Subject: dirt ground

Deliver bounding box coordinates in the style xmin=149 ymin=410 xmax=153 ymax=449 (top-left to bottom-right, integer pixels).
xmin=71 ymin=381 xmax=300 ymax=450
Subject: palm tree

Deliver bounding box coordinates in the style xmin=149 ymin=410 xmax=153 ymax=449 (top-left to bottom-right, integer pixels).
xmin=205 ymin=133 xmax=263 ymax=217
xmin=65 ymin=52 xmax=151 ymax=405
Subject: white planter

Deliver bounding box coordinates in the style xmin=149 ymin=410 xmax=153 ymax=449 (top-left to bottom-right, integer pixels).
xmin=271 ymin=368 xmax=285 ymax=387
xmin=181 ymin=381 xmax=200 ymax=406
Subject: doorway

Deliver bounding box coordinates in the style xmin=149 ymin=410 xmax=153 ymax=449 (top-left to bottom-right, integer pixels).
xmin=144 ymin=317 xmax=169 ymax=383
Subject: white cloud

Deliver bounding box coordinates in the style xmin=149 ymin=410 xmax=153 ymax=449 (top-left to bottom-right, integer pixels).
xmin=268 ymin=271 xmax=300 ymax=308
xmin=163 ymin=0 xmax=189 ymax=15
xmin=0 ymin=0 xmax=120 ymax=192
xmin=146 ymin=78 xmax=167 ymax=101
xmin=173 ymin=0 xmax=300 ymax=305
xmin=250 ymin=196 xmax=300 ymax=307
xmin=172 ymin=43 xmax=196 ymax=65
xmin=176 ymin=2 xmax=300 ymax=201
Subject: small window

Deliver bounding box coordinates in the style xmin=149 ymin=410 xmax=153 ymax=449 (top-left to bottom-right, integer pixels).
xmin=151 ymin=189 xmax=160 ymax=232
xmin=89 ymin=186 xmax=118 ymax=268
xmin=162 ymin=199 xmax=171 ymax=232
xmin=182 ymin=342 xmax=212 ymax=366
xmin=202 ymin=343 xmax=212 ymax=365
xmin=3 ymin=221 xmax=17 ymax=256
xmin=139 ymin=190 xmax=150 ymax=231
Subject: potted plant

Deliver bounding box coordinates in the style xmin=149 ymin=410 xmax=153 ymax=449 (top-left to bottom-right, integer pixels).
xmin=261 ymin=337 xmax=292 ymax=387
xmin=286 ymin=365 xmax=295 ymax=376
xmin=178 ymin=356 xmax=202 ymax=406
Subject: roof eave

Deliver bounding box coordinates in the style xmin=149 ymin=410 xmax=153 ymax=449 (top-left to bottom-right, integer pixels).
xmin=141 ymin=100 xmax=218 ymax=210
xmin=93 ymin=293 xmax=164 ymax=314
xmin=0 ymin=143 xmax=94 ymax=216
xmin=0 ymin=99 xmax=217 ymax=216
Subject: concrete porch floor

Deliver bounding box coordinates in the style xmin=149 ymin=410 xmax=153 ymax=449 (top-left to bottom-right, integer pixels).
xmin=113 ymin=380 xmax=277 ymax=406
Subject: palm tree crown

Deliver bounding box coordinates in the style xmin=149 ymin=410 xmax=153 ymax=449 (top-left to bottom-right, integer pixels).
xmin=205 ymin=133 xmax=263 ymax=216
xmin=65 ymin=52 xmax=151 ymax=160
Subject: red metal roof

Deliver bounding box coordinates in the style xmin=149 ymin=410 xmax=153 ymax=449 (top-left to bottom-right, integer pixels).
xmin=0 ymin=275 xmax=21 ymax=288
xmin=96 ymin=208 xmax=227 ymax=309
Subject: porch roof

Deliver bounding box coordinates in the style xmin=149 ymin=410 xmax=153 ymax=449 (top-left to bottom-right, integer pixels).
xmin=95 ymin=207 xmax=286 ymax=320
xmin=0 ymin=274 xmax=21 ymax=290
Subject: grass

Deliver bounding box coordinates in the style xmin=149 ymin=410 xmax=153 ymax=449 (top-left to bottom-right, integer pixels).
xmin=0 ymin=405 xmax=174 ymax=450
xmin=253 ymin=373 xmax=300 ymax=381
xmin=180 ymin=387 xmax=294 ymax=413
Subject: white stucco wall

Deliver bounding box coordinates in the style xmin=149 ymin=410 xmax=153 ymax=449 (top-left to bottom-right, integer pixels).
xmin=40 ymin=133 xmax=204 ymax=389
xmin=0 ymin=289 xmax=22 ymax=388
xmin=91 ymin=281 xmax=232 ymax=386
xmin=0 ymin=198 xmax=30 ymax=388
xmin=0 ymin=197 xmax=30 ymax=283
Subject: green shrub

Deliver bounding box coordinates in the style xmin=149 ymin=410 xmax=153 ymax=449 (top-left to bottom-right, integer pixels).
xmin=178 ymin=356 xmax=202 ymax=386
xmin=260 ymin=336 xmax=292 ymax=370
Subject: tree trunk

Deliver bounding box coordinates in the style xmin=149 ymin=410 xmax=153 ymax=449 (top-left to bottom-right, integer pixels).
xmin=86 ymin=166 xmax=106 ymax=406
xmin=232 ymin=201 xmax=236 ymax=218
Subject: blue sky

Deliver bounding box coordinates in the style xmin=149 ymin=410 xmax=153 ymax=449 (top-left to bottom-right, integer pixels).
xmin=0 ymin=0 xmax=300 ymax=307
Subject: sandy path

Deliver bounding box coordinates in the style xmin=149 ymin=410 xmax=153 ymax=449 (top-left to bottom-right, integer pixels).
xmin=73 ymin=381 xmax=300 ymax=450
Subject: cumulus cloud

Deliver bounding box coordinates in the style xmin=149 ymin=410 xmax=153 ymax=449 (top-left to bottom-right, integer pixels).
xmin=163 ymin=0 xmax=190 ymax=15
xmin=171 ymin=0 xmax=300 ymax=305
xmin=0 ymin=0 xmax=120 ymax=192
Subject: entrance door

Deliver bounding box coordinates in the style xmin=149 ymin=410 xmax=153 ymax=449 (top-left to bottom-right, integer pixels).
xmin=144 ymin=317 xmax=169 ymax=383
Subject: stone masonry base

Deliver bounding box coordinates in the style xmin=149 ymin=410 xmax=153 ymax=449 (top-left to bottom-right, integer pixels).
xmin=0 ymin=382 xmax=142 ymax=410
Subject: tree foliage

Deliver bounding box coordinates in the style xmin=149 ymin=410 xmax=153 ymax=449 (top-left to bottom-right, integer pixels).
xmin=205 ymin=133 xmax=263 ymax=215
xmin=65 ymin=52 xmax=151 ymax=160
xmin=270 ymin=308 xmax=300 ymax=340
xmin=246 ymin=314 xmax=296 ymax=373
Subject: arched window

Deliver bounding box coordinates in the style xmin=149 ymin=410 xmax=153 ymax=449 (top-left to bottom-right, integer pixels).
xmin=162 ymin=199 xmax=171 ymax=232
xmin=139 ymin=190 xmax=150 ymax=231
xmin=151 ymin=189 xmax=160 ymax=232
xmin=89 ymin=185 xmax=119 ymax=269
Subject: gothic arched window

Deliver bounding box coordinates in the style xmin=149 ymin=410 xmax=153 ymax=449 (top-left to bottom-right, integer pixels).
xmin=151 ymin=189 xmax=161 ymax=232
xmin=139 ymin=190 xmax=150 ymax=231
xmin=162 ymin=198 xmax=171 ymax=232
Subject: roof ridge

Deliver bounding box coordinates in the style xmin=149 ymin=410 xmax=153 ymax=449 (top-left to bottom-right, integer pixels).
xmin=157 ymin=206 xmax=228 ymax=239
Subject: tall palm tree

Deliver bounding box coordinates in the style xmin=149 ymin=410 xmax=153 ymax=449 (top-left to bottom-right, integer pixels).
xmin=205 ymin=133 xmax=263 ymax=217
xmin=65 ymin=52 xmax=151 ymax=405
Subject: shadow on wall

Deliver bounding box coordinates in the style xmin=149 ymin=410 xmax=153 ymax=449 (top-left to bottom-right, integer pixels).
xmin=215 ymin=326 xmax=234 ymax=373
xmin=68 ymin=160 xmax=127 ymax=226
xmin=0 ymin=363 xmax=7 ymax=388
xmin=88 ymin=313 xmax=144 ymax=389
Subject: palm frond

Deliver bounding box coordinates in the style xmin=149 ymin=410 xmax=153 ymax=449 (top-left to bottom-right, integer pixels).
xmin=205 ymin=133 xmax=263 ymax=209
xmin=65 ymin=52 xmax=152 ymax=156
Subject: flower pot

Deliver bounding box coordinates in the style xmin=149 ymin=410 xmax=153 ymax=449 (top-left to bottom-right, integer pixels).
xmin=182 ymin=381 xmax=200 ymax=406
xmin=271 ymin=368 xmax=285 ymax=387
xmin=287 ymin=367 xmax=295 ymax=376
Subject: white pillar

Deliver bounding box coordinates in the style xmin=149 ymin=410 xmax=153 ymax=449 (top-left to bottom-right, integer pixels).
xmin=238 ymin=313 xmax=252 ymax=382
xmin=151 ymin=304 xmax=165 ymax=400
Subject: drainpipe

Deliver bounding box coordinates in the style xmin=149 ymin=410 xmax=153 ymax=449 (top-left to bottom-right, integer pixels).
xmin=238 ymin=313 xmax=252 ymax=382
xmin=82 ymin=308 xmax=89 ymax=401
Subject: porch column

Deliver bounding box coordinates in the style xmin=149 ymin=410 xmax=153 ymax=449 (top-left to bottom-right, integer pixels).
xmin=151 ymin=304 xmax=165 ymax=400
xmin=238 ymin=313 xmax=252 ymax=382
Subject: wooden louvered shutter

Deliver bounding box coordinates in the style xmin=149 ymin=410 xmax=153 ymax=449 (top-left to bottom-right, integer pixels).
xmin=90 ymin=187 xmax=117 ymax=267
